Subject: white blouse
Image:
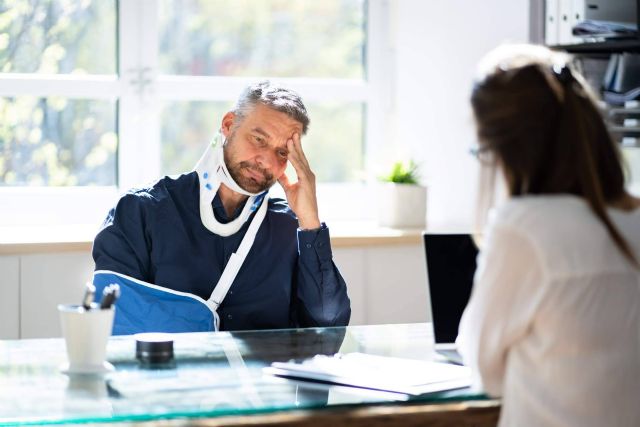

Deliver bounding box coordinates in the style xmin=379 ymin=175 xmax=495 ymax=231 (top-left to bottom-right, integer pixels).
xmin=457 ymin=195 xmax=640 ymax=427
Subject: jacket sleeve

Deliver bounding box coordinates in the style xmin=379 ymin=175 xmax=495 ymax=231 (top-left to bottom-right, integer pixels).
xmin=456 ymin=224 xmax=546 ymax=397
xmin=293 ymin=223 xmax=351 ymax=327
xmin=92 ymin=193 xmax=153 ymax=281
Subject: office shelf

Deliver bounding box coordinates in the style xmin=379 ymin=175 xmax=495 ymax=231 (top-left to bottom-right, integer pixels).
xmin=609 ymin=108 xmax=640 ymax=115
xmin=610 ymin=125 xmax=640 ymax=133
xmin=550 ymin=39 xmax=640 ymax=54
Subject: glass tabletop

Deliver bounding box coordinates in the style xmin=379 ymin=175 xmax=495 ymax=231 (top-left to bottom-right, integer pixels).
xmin=0 ymin=323 xmax=487 ymax=425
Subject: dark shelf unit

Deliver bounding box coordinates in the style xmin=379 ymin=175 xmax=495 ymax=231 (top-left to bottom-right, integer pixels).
xmin=550 ymin=39 xmax=640 ymax=54
xmin=549 ymin=0 xmax=640 ymax=54
xmin=545 ymin=1 xmax=640 ymax=149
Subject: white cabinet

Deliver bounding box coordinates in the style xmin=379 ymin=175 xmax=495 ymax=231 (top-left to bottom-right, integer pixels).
xmin=332 ymin=248 xmax=366 ymax=325
xmin=363 ymin=245 xmax=429 ymax=325
xmin=0 ymin=256 xmax=20 ymax=339
xmin=5 ymin=244 xmax=429 ymax=339
xmin=334 ymin=244 xmax=430 ymax=326
xmin=20 ymin=252 xmax=94 ymax=339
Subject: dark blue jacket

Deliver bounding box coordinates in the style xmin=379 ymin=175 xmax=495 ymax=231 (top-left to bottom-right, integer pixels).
xmin=92 ymin=172 xmax=351 ymax=331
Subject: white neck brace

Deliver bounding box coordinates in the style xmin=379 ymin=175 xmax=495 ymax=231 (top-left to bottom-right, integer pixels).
xmin=194 ymin=132 xmax=268 ymax=237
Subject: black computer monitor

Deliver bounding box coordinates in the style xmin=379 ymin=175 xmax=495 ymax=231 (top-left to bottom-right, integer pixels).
xmin=423 ymin=234 xmax=478 ymax=344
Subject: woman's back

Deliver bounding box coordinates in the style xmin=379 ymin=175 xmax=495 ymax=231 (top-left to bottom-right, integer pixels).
xmin=459 ymin=195 xmax=640 ymax=427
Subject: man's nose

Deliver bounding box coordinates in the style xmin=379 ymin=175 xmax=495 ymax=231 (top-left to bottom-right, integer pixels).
xmin=256 ymin=150 xmax=278 ymax=170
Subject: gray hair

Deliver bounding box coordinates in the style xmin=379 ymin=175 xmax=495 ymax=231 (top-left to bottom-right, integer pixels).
xmin=232 ymin=81 xmax=310 ymax=135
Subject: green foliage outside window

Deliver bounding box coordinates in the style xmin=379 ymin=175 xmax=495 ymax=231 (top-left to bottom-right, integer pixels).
xmin=0 ymin=96 xmax=116 ymax=186
xmin=0 ymin=0 xmax=115 ymax=73
xmin=159 ymin=0 xmax=366 ymax=78
xmin=0 ymin=0 xmax=117 ymax=187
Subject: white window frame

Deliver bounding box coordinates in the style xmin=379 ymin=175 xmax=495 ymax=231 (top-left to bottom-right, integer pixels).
xmin=0 ymin=0 xmax=391 ymax=227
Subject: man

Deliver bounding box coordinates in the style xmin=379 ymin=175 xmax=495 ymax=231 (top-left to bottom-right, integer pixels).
xmin=92 ymin=81 xmax=351 ymax=334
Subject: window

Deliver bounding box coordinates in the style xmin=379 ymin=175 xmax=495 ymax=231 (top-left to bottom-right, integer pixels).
xmin=0 ymin=96 xmax=116 ymax=186
xmin=158 ymin=1 xmax=365 ymax=79
xmin=0 ymin=0 xmax=389 ymax=226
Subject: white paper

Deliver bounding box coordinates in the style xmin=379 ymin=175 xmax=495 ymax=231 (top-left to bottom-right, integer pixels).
xmin=264 ymin=353 xmax=472 ymax=396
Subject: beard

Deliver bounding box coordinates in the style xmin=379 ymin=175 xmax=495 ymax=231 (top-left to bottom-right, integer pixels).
xmin=223 ymin=133 xmax=275 ymax=193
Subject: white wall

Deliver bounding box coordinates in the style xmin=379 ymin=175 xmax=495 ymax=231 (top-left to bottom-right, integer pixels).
xmin=0 ymin=256 xmax=19 ymax=339
xmin=391 ymin=0 xmax=530 ymax=230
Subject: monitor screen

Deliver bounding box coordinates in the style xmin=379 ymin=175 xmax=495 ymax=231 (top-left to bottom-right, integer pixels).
xmin=424 ymin=234 xmax=478 ymax=344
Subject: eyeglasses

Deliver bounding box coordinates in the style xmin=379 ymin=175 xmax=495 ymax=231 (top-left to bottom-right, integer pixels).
xmin=468 ymin=145 xmax=494 ymax=165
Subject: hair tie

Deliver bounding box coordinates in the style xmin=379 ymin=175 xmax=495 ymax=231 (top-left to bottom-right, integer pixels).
xmin=552 ymin=64 xmax=574 ymax=85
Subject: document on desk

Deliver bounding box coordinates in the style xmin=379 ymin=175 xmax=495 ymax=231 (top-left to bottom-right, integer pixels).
xmin=263 ymin=353 xmax=472 ymax=396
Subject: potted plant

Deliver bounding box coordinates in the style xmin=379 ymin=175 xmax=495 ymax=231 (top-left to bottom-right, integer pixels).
xmin=377 ymin=160 xmax=427 ymax=228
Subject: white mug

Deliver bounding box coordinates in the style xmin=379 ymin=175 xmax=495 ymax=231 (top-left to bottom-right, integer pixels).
xmin=58 ymin=304 xmax=115 ymax=374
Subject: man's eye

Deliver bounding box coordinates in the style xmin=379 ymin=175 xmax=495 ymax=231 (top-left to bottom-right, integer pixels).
xmin=277 ymin=150 xmax=288 ymax=158
xmin=253 ymin=136 xmax=265 ymax=145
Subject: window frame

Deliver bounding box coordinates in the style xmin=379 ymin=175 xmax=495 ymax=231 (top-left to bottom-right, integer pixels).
xmin=0 ymin=0 xmax=391 ymax=226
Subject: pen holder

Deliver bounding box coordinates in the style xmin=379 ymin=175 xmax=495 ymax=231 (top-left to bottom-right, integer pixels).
xmin=58 ymin=304 xmax=115 ymax=374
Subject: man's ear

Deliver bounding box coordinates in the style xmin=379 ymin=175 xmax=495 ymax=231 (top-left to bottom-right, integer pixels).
xmin=220 ymin=112 xmax=236 ymax=138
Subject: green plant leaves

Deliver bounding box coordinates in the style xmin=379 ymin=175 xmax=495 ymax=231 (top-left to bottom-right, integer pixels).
xmin=380 ymin=160 xmax=420 ymax=184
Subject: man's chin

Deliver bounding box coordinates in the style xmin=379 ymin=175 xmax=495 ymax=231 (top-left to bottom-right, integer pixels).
xmin=239 ymin=179 xmax=272 ymax=194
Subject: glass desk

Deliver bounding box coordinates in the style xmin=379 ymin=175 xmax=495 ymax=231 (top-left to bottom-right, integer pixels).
xmin=0 ymin=323 xmax=493 ymax=426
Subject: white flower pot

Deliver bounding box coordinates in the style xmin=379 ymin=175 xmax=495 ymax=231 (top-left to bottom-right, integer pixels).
xmin=377 ymin=183 xmax=427 ymax=228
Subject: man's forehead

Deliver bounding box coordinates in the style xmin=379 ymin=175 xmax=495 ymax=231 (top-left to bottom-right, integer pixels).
xmin=241 ymin=104 xmax=303 ymax=136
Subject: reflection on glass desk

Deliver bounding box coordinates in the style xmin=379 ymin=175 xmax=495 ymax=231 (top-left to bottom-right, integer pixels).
xmin=0 ymin=323 xmax=490 ymax=426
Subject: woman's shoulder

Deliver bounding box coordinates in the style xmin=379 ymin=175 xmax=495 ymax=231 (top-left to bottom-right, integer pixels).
xmin=491 ymin=194 xmax=593 ymax=233
xmin=489 ymin=195 xmax=638 ymax=275
xmin=487 ymin=195 xmax=597 ymax=261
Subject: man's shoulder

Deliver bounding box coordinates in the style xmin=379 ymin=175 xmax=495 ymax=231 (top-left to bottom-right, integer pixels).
xmin=114 ymin=172 xmax=198 ymax=214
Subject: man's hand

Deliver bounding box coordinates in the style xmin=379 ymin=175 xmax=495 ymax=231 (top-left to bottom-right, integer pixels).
xmin=278 ymin=132 xmax=321 ymax=230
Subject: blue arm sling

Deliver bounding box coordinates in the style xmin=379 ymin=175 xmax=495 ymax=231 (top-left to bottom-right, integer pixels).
xmin=93 ymin=192 xmax=268 ymax=335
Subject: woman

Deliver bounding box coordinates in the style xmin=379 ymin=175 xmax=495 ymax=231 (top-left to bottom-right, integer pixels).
xmin=456 ymin=44 xmax=640 ymax=427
